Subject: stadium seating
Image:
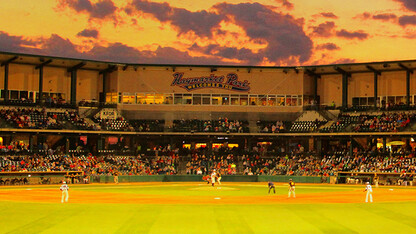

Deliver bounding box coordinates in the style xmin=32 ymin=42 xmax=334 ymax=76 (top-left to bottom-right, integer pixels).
xmin=289 ymin=120 xmax=327 ymax=133
xmin=172 ymin=118 xmax=248 ymax=133
xmin=93 ymin=117 xmax=134 ymax=131
xmin=129 ymin=119 xmax=165 ymax=132
xmin=256 ymin=121 xmax=287 ymax=133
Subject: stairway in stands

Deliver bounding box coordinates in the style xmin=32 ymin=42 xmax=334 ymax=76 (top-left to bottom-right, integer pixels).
xmin=237 ymin=159 xmax=244 ymax=174
xmin=248 ymin=120 xmax=259 ymax=133
xmin=177 ymin=159 xmax=187 ymax=174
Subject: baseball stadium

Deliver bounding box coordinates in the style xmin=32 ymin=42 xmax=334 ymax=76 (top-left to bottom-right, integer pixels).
xmin=3 ymin=0 xmax=416 ymax=233
xmin=1 ymin=51 xmax=416 ymax=233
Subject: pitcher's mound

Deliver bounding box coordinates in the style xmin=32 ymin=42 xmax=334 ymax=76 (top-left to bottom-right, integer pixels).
xmin=189 ymin=186 xmax=237 ymax=191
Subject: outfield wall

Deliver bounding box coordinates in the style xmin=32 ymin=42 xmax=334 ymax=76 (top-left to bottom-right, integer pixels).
xmin=0 ymin=174 xmax=330 ymax=185
xmin=90 ymin=175 xmax=329 ymax=183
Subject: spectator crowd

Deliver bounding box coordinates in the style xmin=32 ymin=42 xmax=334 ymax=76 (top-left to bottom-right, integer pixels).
xmin=0 ymin=154 xmax=178 ymax=176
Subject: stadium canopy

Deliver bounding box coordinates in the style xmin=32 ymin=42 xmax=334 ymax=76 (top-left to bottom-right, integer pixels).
xmin=0 ymin=50 xmax=415 ymax=74
xmin=0 ymin=51 xmax=118 ymax=71
xmin=305 ymin=60 xmax=415 ymax=76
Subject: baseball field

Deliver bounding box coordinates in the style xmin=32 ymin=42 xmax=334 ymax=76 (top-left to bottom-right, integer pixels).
xmin=1 ymin=182 xmax=416 ymax=234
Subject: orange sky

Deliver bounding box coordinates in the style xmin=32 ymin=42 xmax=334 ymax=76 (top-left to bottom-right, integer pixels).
xmin=0 ymin=0 xmax=416 ymax=66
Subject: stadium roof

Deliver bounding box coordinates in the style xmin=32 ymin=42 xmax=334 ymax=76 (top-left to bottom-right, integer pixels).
xmin=306 ymin=60 xmax=415 ymax=76
xmin=0 ymin=50 xmax=415 ymax=75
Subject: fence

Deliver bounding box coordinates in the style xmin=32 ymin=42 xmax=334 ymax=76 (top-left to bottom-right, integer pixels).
xmin=90 ymin=175 xmax=329 ymax=183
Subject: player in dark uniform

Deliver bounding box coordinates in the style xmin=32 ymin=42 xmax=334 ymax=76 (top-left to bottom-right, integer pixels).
xmin=268 ymin=181 xmax=276 ymax=194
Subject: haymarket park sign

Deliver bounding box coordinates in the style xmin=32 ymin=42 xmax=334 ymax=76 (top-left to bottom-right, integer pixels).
xmin=170 ymin=72 xmax=251 ymax=92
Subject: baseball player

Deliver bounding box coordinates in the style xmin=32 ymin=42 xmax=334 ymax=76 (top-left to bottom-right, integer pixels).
xmin=217 ymin=172 xmax=222 ymax=185
xmin=288 ymin=179 xmax=296 ymax=198
xmin=211 ymin=169 xmax=217 ymax=187
xmin=268 ymin=181 xmax=275 ymax=194
xmin=60 ymin=181 xmax=69 ymax=203
xmin=203 ymin=175 xmax=210 ymax=184
xmin=114 ymin=171 xmax=119 ymax=184
xmin=364 ymin=182 xmax=373 ymax=203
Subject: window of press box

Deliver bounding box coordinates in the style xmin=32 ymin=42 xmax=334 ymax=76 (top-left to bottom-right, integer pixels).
xmin=174 ymin=94 xmax=182 ymax=104
xmin=268 ymin=95 xmax=276 ymax=106
xmin=10 ymin=90 xmax=18 ymax=100
xmin=20 ymin=91 xmax=28 ymax=100
xmin=231 ymin=95 xmax=239 ymax=105
xmin=122 ymin=93 xmax=135 ymax=104
xmin=212 ymin=95 xmax=221 ymax=105
xmin=164 ymin=94 xmax=173 ymax=104
xmin=154 ymin=94 xmax=164 ymax=104
xmin=259 ymin=95 xmax=267 ymax=106
xmin=183 ymin=94 xmax=192 ymax=104
xmin=240 ymin=95 xmax=248 ymax=105
xmin=202 ymin=94 xmax=211 ymax=105
xmin=135 ymin=93 xmax=145 ymax=104
xmin=221 ymin=94 xmax=230 ymax=105
xmin=103 ymin=92 xmax=307 ymax=106
xmin=145 ymin=94 xmax=156 ymax=104
xmin=396 ymin=96 xmax=406 ymax=105
xmin=387 ymin=96 xmax=395 ymax=105
xmin=276 ymin=96 xmax=285 ymax=106
xmin=106 ymin=93 xmax=118 ymax=103
xmin=249 ymin=95 xmax=258 ymax=105
xmin=193 ymin=94 xmax=201 ymax=105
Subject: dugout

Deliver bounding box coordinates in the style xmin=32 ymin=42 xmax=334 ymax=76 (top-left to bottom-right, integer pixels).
xmin=337 ymin=172 xmax=415 ymax=186
xmin=0 ymin=171 xmax=83 ymax=185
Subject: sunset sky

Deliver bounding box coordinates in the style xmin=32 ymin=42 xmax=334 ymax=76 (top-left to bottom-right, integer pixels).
xmin=1 ymin=0 xmax=416 ymax=66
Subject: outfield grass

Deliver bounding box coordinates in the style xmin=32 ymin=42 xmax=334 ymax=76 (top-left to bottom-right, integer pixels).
xmin=1 ymin=183 xmax=416 ymax=234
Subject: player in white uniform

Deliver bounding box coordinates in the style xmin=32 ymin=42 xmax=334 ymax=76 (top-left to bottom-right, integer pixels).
xmin=288 ymin=179 xmax=296 ymax=198
xmin=60 ymin=181 xmax=69 ymax=203
xmin=211 ymin=169 xmax=217 ymax=187
xmin=364 ymin=182 xmax=373 ymax=203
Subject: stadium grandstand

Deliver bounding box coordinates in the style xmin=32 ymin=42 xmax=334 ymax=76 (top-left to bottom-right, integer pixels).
xmin=1 ymin=51 xmax=416 ymax=185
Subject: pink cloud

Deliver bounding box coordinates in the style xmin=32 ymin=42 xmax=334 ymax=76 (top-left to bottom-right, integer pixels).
xmin=56 ymin=0 xmax=118 ymax=21
xmin=336 ymin=29 xmax=369 ymax=40
xmin=316 ymin=43 xmax=340 ymax=50
xmin=77 ymin=28 xmax=99 ymax=38
xmin=310 ymin=21 xmax=336 ymax=37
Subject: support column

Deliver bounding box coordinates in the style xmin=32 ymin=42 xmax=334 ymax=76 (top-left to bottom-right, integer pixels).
xmin=316 ymin=138 xmax=322 ymax=157
xmin=382 ymin=137 xmax=387 ymax=153
xmin=406 ymin=70 xmax=411 ymax=106
xmin=39 ymin=66 xmax=44 ymax=102
xmin=29 ymin=134 xmax=35 ymax=151
xmin=342 ymin=73 xmax=349 ymax=108
xmin=207 ymin=138 xmax=213 ymax=156
xmin=313 ymin=75 xmax=318 ymax=106
xmin=406 ymin=138 xmax=410 ymax=152
xmin=4 ymin=63 xmax=9 ymax=102
xmin=35 ymin=60 xmax=52 ymax=103
xmin=70 ymin=70 xmax=77 ymax=106
xmin=374 ymin=72 xmax=378 ymax=109
xmin=1 ymin=56 xmax=18 ymax=102
xmin=102 ymin=71 xmax=108 ymax=103
xmin=68 ymin=62 xmax=85 ymax=106
xmin=97 ymin=136 xmax=104 ymax=151
xmin=99 ymin=66 xmax=116 ymax=104
xmin=65 ymin=137 xmax=70 ymax=154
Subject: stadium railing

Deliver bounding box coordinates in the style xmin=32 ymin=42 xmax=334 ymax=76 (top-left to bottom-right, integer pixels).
xmin=90 ymin=175 xmax=329 ymax=183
